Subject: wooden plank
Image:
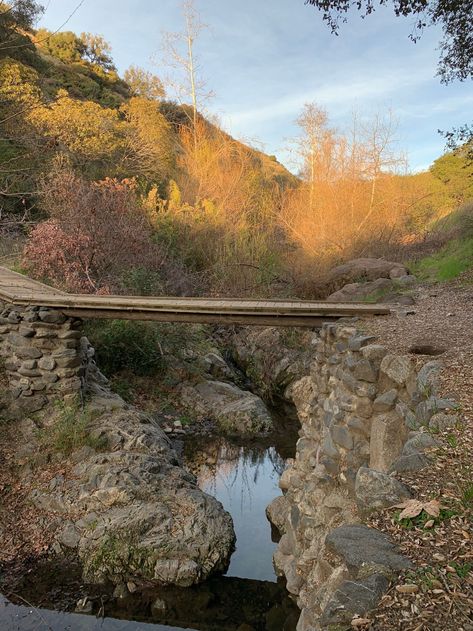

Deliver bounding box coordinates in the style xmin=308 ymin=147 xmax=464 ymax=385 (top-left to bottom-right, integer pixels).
xmin=0 ymin=276 xmax=387 ymax=315
xmin=0 ymin=267 xmax=66 ymax=295
xmin=0 ymin=267 xmax=390 ymax=315
xmin=8 ymin=293 xmax=391 ymax=315
xmin=61 ymin=307 xmax=339 ymax=327
xmin=12 ymin=299 xmax=391 ymax=318
xmin=0 ymin=266 xmax=392 ymax=324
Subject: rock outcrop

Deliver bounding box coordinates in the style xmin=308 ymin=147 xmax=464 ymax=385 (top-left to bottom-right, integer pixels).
xmin=325 ymin=258 xmax=408 ymax=289
xmin=0 ymin=303 xmax=236 ymax=590
xmin=322 ymin=258 xmax=415 ymax=304
xmin=178 ymin=379 xmax=273 ymax=435
xmin=40 ymin=401 xmax=236 ymax=588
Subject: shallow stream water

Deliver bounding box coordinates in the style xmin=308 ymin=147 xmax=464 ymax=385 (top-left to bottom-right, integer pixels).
xmin=0 ymin=412 xmax=300 ymax=631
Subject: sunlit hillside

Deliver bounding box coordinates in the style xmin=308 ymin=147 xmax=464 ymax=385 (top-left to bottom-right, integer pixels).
xmin=0 ymin=1 xmax=472 ymax=300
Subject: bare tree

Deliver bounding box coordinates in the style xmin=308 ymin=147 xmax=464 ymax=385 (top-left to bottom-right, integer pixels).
xmin=160 ymin=0 xmax=212 ymax=148
xmin=291 ymin=102 xmax=337 ymax=242
xmin=282 ymin=105 xmax=412 ymax=257
xmin=351 ymin=110 xmax=406 ymax=233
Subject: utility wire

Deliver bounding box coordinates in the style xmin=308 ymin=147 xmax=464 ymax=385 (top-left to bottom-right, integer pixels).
xmin=0 ymin=0 xmax=86 ymax=51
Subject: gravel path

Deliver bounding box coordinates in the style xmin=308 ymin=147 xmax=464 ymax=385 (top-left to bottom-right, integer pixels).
xmin=363 ymin=282 xmax=473 ymax=409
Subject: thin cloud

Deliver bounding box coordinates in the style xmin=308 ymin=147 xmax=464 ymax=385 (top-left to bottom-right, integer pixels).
xmin=227 ymin=68 xmax=432 ymax=127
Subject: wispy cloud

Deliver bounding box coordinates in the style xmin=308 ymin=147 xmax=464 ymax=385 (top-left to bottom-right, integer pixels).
xmin=227 ymin=68 xmax=432 ymax=126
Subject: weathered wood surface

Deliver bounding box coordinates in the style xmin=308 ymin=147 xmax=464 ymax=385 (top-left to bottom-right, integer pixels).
xmin=0 ymin=266 xmax=391 ymax=326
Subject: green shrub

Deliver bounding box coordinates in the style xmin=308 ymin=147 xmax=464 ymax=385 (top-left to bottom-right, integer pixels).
xmin=84 ymin=319 xmax=212 ymax=378
xmin=84 ymin=320 xmax=165 ymax=376
xmin=119 ymin=266 xmax=165 ymax=296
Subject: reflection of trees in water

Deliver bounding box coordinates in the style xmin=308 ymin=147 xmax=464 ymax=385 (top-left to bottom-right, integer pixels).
xmin=4 ymin=569 xmax=300 ymax=631
xmin=267 ymin=448 xmax=286 ymax=477
xmin=183 ymin=438 xmax=287 ymax=509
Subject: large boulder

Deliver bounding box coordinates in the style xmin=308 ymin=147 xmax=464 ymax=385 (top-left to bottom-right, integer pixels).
xmin=325 ymin=524 xmax=412 ymax=573
xmin=355 ymin=467 xmax=413 ymax=512
xmin=31 ymin=402 xmax=235 ymax=588
xmin=326 ymin=277 xmax=394 ymax=303
xmin=326 ymin=258 xmax=408 ymax=290
xmin=179 ymin=380 xmax=273 ymax=435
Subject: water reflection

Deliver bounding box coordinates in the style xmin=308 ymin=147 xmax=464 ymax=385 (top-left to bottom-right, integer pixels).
xmin=107 ymin=576 xmax=299 ymax=630
xmin=1 ymin=413 xmax=300 ymax=631
xmin=180 ymin=417 xmax=298 ymax=582
xmin=2 ymin=574 xmax=299 ymax=631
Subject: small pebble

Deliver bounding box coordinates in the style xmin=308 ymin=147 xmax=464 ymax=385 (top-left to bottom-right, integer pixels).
xmin=75 ymin=597 xmax=93 ymax=614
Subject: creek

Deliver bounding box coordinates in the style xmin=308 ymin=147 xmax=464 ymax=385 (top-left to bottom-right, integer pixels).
xmin=0 ymin=411 xmax=300 ymax=631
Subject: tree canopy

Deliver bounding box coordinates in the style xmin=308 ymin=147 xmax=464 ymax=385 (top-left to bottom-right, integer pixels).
xmin=305 ymin=0 xmax=473 ymax=83
xmin=124 ymin=66 xmax=166 ymax=100
xmin=80 ymin=32 xmax=115 ymax=71
xmin=36 ymin=29 xmax=84 ymax=63
xmin=305 ymin=0 xmax=472 ymax=154
xmin=0 ymin=0 xmax=43 ymax=34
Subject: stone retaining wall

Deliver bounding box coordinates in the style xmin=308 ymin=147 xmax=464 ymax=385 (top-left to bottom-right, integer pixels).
xmin=268 ymin=323 xmax=455 ymax=630
xmin=0 ymin=300 xmax=85 ymax=412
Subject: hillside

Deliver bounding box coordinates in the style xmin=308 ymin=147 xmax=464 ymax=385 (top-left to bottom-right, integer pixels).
xmin=0 ymin=11 xmax=299 ymax=296
xmin=0 ymin=2 xmax=472 ymax=301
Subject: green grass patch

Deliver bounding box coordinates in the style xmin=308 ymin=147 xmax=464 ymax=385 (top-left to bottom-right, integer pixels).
xmin=411 ymin=236 xmax=473 ymax=282
xmin=110 ymin=376 xmax=135 ymax=403
xmin=37 ymin=400 xmax=107 ymax=456
xmin=362 ymin=287 xmax=393 ymax=303
xmin=395 ymin=506 xmax=457 ymax=530
xmin=178 ymin=414 xmax=193 ymax=426
xmin=461 ymin=483 xmax=473 ymax=508
xmin=361 ymin=278 xmax=412 ymax=304
xmin=450 ymin=562 xmax=472 ymax=579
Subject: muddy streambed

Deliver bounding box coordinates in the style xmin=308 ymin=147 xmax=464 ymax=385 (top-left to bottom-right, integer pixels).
xmin=0 ymin=413 xmax=300 ymax=631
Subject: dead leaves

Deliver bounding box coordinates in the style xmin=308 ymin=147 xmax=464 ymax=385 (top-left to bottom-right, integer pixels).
xmin=396 ymin=583 xmax=419 ymax=594
xmin=351 ymin=617 xmax=372 ymax=628
xmin=395 ymin=498 xmax=441 ymax=520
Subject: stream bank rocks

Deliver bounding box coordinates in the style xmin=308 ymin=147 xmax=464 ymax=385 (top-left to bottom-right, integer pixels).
xmin=178 ymin=379 xmax=273 ymax=436
xmin=255 ymin=323 xmax=454 ymax=630
xmin=27 ymin=393 xmax=236 ymax=588
xmin=39 ymin=401 xmax=235 ymax=588
xmin=0 ymin=302 xmax=236 ymax=590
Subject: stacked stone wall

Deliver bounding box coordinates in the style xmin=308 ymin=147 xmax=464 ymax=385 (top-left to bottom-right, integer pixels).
xmin=0 ymin=300 xmax=85 ymax=412
xmin=269 ymin=323 xmax=454 ymax=630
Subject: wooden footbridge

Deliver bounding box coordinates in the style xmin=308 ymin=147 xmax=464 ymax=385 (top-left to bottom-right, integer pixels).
xmin=0 ymin=266 xmax=390 ymax=327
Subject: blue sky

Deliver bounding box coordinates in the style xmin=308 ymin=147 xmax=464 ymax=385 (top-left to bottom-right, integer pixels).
xmin=38 ymin=0 xmax=472 ymax=172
